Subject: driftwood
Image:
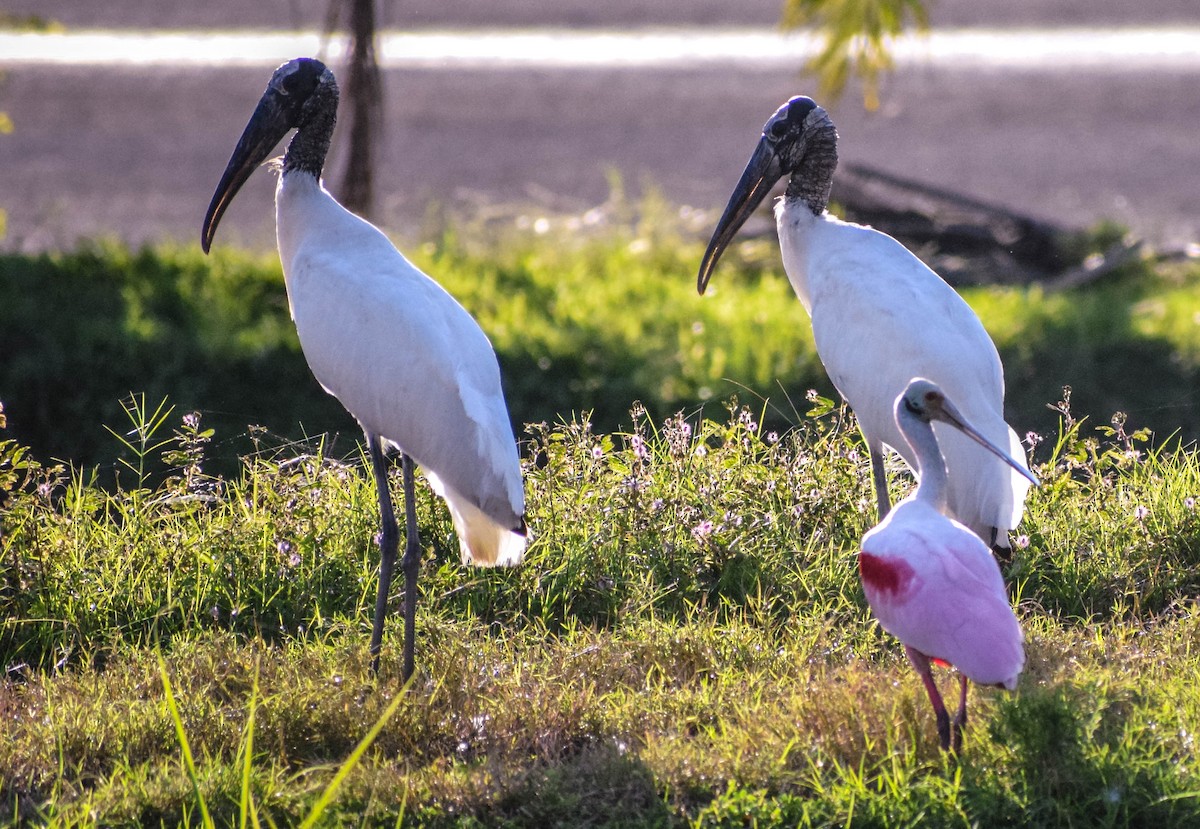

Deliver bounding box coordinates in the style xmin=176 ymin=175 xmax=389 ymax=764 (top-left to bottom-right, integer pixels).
xmin=830 ymin=164 xmax=1200 ymax=288
xmin=1042 ymin=239 xmax=1146 ymax=292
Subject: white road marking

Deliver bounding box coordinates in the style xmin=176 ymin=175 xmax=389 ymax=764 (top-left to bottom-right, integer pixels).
xmin=2 ymin=27 xmax=1199 ymax=71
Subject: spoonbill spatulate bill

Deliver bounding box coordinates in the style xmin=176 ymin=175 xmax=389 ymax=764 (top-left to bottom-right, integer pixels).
xmin=201 ymin=57 xmax=528 ymax=679
xmin=860 ymin=378 xmax=1038 ymax=751
xmin=697 ymin=96 xmax=1032 ymax=552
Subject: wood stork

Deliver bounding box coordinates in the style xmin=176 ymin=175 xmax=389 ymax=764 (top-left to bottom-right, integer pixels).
xmin=697 ymin=96 xmax=1033 ymax=552
xmin=860 ymin=378 xmax=1037 ymax=751
xmin=201 ymin=58 xmax=528 ymax=679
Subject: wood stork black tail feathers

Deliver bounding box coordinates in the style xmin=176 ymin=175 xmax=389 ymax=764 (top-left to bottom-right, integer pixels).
xmin=202 ymin=58 xmax=528 ymax=679
xmin=697 ymin=96 xmax=1033 ymax=551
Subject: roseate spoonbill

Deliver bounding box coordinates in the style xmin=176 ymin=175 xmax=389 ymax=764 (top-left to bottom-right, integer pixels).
xmin=201 ymin=58 xmax=527 ymax=679
xmin=860 ymin=378 xmax=1038 ymax=751
xmin=697 ymin=96 xmax=1032 ymax=552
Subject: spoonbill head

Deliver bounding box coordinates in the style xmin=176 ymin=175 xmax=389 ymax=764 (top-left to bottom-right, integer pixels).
xmin=860 ymin=378 xmax=1037 ymax=751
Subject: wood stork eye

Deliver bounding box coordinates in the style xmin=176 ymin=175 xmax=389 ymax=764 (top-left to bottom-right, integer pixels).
xmin=271 ymin=64 xmax=299 ymax=95
xmin=272 ymin=60 xmax=323 ymax=99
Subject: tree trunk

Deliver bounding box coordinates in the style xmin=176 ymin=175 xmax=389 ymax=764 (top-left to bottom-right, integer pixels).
xmin=337 ymin=0 xmax=382 ymax=219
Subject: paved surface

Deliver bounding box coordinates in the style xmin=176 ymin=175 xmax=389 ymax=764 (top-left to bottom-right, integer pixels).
xmin=14 ymin=0 xmax=1200 ymax=29
xmin=2 ymin=1 xmax=1198 ymax=252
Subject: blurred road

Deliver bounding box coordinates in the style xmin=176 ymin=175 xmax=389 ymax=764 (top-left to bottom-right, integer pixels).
xmin=1 ymin=0 xmax=1198 ymax=252
xmin=13 ymin=0 xmax=1200 ymax=30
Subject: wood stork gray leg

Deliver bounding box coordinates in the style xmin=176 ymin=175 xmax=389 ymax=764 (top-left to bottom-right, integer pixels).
xmin=951 ymin=673 xmax=969 ymax=753
xmin=870 ymin=446 xmax=891 ymax=521
xmin=906 ymin=646 xmax=951 ymax=751
xmin=368 ymin=434 xmax=398 ymax=676
xmin=399 ymin=453 xmax=421 ymax=683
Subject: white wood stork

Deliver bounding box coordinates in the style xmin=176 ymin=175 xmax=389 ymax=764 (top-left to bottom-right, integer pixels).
xmin=697 ymin=96 xmax=1033 ymax=553
xmin=201 ymin=58 xmax=528 ymax=679
xmin=859 ymin=378 xmax=1037 ymax=751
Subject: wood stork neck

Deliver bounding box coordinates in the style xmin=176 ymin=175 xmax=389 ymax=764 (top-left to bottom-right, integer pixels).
xmin=898 ymin=408 xmax=951 ymax=513
xmin=282 ymin=84 xmax=338 ymax=180
xmin=784 ymin=122 xmax=838 ymax=216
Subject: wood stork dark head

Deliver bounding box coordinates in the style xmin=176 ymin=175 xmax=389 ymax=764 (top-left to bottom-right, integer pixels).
xmin=202 ymin=57 xmax=338 ymax=253
xmin=696 ymin=96 xmax=838 ymax=294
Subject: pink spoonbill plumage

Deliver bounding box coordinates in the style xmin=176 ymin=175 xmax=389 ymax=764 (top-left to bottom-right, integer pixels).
xmin=697 ymin=96 xmax=1033 ymax=553
xmin=201 ymin=58 xmax=528 ymax=680
xmin=859 ymin=378 xmax=1038 ymax=751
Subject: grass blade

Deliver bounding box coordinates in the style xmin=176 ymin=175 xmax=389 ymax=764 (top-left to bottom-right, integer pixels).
xmin=159 ymin=655 xmax=214 ymax=829
xmin=298 ymin=686 xmax=407 ymax=829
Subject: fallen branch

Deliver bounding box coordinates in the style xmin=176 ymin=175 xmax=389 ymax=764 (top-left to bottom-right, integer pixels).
xmin=1041 ymin=238 xmax=1146 ymax=292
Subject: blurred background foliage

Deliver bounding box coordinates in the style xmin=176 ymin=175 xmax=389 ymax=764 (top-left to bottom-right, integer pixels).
xmin=3 ymin=202 xmax=1199 ymax=479
xmin=780 ymin=0 xmax=929 ymax=110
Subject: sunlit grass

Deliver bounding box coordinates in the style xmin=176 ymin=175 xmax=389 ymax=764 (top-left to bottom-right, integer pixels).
xmin=5 ymin=383 xmax=1200 ymax=825
xmin=5 ymin=209 xmax=1200 ymax=824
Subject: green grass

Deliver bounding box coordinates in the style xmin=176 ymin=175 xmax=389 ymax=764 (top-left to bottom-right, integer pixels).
xmin=6 ymin=203 xmax=1200 ymax=478
xmin=6 ymin=210 xmax=1200 ymax=824
xmin=5 ymin=382 xmax=1200 ymax=826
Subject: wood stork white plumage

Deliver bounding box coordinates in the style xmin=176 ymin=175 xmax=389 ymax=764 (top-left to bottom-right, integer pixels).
xmin=697 ymin=96 xmax=1033 ymax=552
xmin=860 ymin=378 xmax=1037 ymax=751
xmin=201 ymin=58 xmax=528 ymax=679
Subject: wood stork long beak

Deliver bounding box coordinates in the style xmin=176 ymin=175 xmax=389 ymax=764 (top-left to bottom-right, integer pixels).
xmin=913 ymin=388 xmax=1040 ymax=487
xmin=696 ymin=137 xmax=785 ymax=294
xmin=201 ymin=89 xmax=296 ymax=253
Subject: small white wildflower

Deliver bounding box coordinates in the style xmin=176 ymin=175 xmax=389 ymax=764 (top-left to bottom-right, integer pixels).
xmin=630 ymin=434 xmax=649 ymax=460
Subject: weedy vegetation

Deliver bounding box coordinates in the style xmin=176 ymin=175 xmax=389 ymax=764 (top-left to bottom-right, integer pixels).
xmin=4 ymin=211 xmax=1200 ymax=826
